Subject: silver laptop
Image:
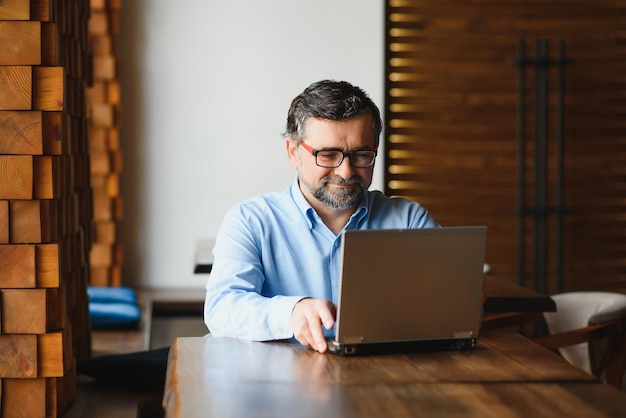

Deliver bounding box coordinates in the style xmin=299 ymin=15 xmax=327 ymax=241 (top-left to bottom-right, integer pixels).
xmin=328 ymin=226 xmax=487 ymax=356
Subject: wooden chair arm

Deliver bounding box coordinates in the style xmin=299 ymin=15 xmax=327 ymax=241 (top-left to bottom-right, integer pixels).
xmin=534 ymin=320 xmax=622 ymax=351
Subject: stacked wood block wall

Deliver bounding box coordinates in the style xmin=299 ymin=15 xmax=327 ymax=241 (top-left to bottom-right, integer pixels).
xmin=87 ymin=0 xmax=122 ymax=287
xmin=0 ymin=0 xmax=92 ymax=416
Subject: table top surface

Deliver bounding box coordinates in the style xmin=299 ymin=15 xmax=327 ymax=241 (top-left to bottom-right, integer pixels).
xmin=163 ymin=332 xmax=626 ymax=418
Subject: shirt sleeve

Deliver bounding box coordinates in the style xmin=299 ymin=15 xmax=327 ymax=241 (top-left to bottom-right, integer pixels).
xmin=203 ymin=205 xmax=304 ymax=341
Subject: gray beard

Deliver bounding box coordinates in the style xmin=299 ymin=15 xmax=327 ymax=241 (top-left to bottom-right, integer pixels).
xmin=300 ymin=174 xmax=366 ymax=210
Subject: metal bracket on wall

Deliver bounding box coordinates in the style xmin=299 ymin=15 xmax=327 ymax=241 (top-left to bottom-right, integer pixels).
xmin=508 ymin=39 xmax=573 ymax=294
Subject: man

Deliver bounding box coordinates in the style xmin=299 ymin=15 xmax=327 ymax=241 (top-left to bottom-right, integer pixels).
xmin=204 ymin=80 xmax=439 ymax=353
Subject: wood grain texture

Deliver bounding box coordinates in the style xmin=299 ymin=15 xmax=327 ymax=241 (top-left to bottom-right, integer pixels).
xmin=0 ymin=66 xmax=32 ymax=110
xmin=0 ymin=0 xmax=30 ymax=20
xmin=0 ymin=335 xmax=37 ymax=378
xmin=9 ymin=200 xmax=48 ymax=243
xmin=163 ymin=334 xmax=626 ymax=418
xmin=33 ymin=155 xmax=56 ymax=199
xmin=1 ymin=289 xmax=47 ymax=334
xmin=38 ymin=332 xmax=64 ymax=377
xmin=0 ymin=21 xmax=41 ymax=65
xmin=0 ymin=111 xmax=43 ymax=154
xmin=0 ymin=201 xmax=8 ymax=243
xmin=32 ymin=66 xmax=64 ymax=111
xmin=0 ymin=155 xmax=33 ymax=199
xmin=1 ymin=378 xmax=46 ymax=418
xmin=0 ymin=244 xmax=36 ymax=288
xmin=36 ymin=244 xmax=60 ymax=288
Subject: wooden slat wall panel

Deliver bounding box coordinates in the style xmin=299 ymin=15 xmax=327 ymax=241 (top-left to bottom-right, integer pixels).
xmin=0 ymin=0 xmax=92 ymax=416
xmin=385 ymin=0 xmax=626 ymax=294
xmin=87 ymin=0 xmax=123 ymax=287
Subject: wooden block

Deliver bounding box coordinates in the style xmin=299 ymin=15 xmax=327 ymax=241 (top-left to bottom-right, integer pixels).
xmin=31 ymin=0 xmax=51 ymax=22
xmin=108 ymin=127 xmax=120 ymax=151
xmin=1 ymin=378 xmax=46 ymax=418
xmin=93 ymin=220 xmax=116 ymax=244
xmin=109 ymin=0 xmax=123 ymax=11
xmin=38 ymin=332 xmax=64 ymax=377
xmin=45 ymin=287 xmax=65 ymax=331
xmin=0 ymin=0 xmax=29 ymax=20
xmin=110 ymin=150 xmax=122 ymax=172
xmin=41 ymin=22 xmax=58 ymax=67
xmin=0 ymin=21 xmax=41 ymax=66
xmin=33 ymin=155 xmax=56 ymax=199
xmin=45 ymin=377 xmax=58 ymax=418
xmin=89 ymin=266 xmax=110 ymax=287
xmin=111 ymin=264 xmax=122 ymax=286
xmin=88 ymin=10 xmax=109 ymax=35
xmin=9 ymin=200 xmax=54 ymax=243
xmin=1 ymin=289 xmax=47 ymax=334
xmin=89 ymin=102 xmax=114 ymax=127
xmin=0 ymin=66 xmax=32 ymax=110
xmin=85 ymin=81 xmax=107 ymax=103
xmin=42 ymin=111 xmax=63 ymax=154
xmin=37 ymin=244 xmax=60 ymax=288
xmin=0 ymin=335 xmax=37 ymax=378
xmin=0 ymin=244 xmax=36 ymax=288
xmin=107 ymin=173 xmax=119 ymax=196
xmin=0 ymin=155 xmax=33 ymax=199
xmin=91 ymin=0 xmax=107 ymax=11
xmin=90 ymin=150 xmax=110 ymax=175
xmin=108 ymin=80 xmax=121 ymax=105
xmin=0 ymin=200 xmax=8 ymax=243
xmin=113 ymin=195 xmax=123 ymax=220
xmin=92 ymin=55 xmax=116 ymax=80
xmin=33 ymin=67 xmax=64 ymax=111
xmin=89 ymin=243 xmax=112 ymax=267
xmin=0 ymin=111 xmax=43 ymax=154
xmin=90 ymin=34 xmax=112 ymax=55
xmin=92 ymin=191 xmax=112 ymax=221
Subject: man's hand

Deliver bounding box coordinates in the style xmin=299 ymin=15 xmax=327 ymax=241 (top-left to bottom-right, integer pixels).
xmin=291 ymin=298 xmax=336 ymax=353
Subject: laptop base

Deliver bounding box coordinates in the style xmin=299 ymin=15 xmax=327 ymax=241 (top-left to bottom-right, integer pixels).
xmin=327 ymin=337 xmax=477 ymax=357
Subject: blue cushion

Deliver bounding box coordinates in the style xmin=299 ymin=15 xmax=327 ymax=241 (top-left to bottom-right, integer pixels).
xmin=89 ymin=302 xmax=141 ymax=329
xmin=87 ymin=286 xmax=137 ymax=305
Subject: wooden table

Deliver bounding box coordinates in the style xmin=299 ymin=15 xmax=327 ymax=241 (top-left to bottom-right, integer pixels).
xmin=163 ymin=332 xmax=626 ymax=417
xmin=483 ymin=275 xmax=556 ymax=313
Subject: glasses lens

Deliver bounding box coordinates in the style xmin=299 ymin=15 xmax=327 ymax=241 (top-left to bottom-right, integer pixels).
xmin=350 ymin=151 xmax=376 ymax=167
xmin=315 ymin=151 xmax=343 ymax=168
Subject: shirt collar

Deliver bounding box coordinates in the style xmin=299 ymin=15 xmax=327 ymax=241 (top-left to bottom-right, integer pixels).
xmin=289 ymin=177 xmax=316 ymax=229
xmin=289 ymin=176 xmax=370 ymax=231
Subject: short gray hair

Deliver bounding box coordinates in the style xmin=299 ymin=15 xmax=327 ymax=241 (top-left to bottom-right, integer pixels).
xmin=284 ymin=80 xmax=382 ymax=144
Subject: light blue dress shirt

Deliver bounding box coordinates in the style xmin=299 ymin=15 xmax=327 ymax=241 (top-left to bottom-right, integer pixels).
xmin=204 ymin=178 xmax=439 ymax=341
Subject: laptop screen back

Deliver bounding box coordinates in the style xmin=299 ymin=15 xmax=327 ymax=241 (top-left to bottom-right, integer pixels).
xmin=335 ymin=226 xmax=487 ymax=344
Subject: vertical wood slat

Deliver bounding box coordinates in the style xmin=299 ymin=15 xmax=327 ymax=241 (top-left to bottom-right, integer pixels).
xmin=384 ymin=1 xmax=626 ymax=294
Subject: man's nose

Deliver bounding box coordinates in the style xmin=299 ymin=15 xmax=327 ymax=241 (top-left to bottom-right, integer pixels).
xmin=333 ymin=155 xmax=354 ymax=178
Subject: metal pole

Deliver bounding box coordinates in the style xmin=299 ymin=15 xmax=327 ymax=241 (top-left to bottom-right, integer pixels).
xmin=516 ymin=39 xmax=526 ymax=288
xmin=533 ymin=40 xmax=548 ymax=295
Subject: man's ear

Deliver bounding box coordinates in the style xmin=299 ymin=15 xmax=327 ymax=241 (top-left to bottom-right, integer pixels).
xmin=286 ymin=138 xmax=299 ymax=169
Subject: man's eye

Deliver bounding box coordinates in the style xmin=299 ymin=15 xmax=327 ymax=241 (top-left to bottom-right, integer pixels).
xmin=318 ymin=152 xmax=340 ymax=159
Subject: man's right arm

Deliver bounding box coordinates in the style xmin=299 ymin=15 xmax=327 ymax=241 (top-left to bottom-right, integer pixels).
xmin=203 ymin=208 xmax=304 ymax=341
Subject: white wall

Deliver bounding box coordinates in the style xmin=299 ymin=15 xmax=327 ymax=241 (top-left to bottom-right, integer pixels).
xmin=120 ymin=1 xmax=385 ymax=288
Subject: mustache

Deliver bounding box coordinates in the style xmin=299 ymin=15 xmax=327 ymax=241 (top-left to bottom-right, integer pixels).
xmin=321 ymin=175 xmax=364 ymax=186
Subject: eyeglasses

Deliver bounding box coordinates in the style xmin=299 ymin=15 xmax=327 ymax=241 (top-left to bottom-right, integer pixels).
xmin=299 ymin=141 xmax=378 ymax=168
